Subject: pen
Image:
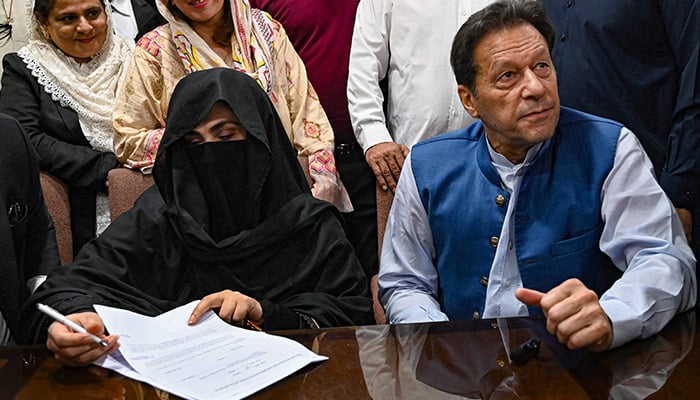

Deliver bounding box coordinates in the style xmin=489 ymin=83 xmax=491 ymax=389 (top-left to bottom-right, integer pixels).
xmin=36 ymin=303 xmax=109 ymax=348
xmin=243 ymin=319 xmax=262 ymax=331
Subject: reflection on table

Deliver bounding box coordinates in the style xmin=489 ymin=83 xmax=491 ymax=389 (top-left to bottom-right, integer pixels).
xmin=0 ymin=310 xmax=696 ymax=399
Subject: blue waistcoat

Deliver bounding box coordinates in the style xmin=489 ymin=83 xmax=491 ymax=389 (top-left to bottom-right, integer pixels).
xmin=411 ymin=107 xmax=623 ymax=320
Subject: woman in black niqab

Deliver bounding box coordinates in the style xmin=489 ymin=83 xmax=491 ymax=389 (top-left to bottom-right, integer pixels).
xmin=19 ymin=69 xmax=373 ymax=365
xmin=155 ymin=67 xmax=310 ymax=245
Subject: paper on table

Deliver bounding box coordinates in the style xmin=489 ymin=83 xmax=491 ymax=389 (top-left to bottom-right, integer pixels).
xmin=94 ymin=301 xmax=327 ymax=400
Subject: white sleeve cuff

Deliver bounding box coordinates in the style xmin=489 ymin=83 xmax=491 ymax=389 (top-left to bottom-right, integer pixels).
xmin=600 ymin=298 xmax=643 ymax=349
xmin=356 ymin=122 xmax=394 ymax=153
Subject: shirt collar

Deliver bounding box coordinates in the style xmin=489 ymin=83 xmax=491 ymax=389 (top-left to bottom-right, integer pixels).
xmin=486 ymin=136 xmax=543 ymax=170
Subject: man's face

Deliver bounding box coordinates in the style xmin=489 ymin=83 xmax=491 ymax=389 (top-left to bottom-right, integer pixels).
xmin=458 ymin=23 xmax=560 ymax=164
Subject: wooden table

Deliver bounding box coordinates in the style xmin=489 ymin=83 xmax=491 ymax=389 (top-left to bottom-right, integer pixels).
xmin=1 ymin=310 xmax=697 ymax=399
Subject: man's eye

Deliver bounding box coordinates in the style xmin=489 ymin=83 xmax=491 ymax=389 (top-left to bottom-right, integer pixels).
xmin=499 ymin=71 xmax=514 ymax=81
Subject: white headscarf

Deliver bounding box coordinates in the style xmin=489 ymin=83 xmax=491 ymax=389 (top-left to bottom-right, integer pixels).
xmin=17 ymin=0 xmax=133 ymax=152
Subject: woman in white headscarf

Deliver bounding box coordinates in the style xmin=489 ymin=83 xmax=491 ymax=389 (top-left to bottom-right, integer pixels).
xmin=0 ymin=0 xmax=133 ymax=256
xmin=112 ymin=0 xmax=352 ymax=211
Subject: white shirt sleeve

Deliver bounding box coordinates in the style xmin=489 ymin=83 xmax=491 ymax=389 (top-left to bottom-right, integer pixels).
xmin=599 ymin=128 xmax=697 ymax=348
xmin=109 ymin=0 xmax=139 ymax=42
xmin=378 ymin=154 xmax=449 ymax=323
xmin=347 ymin=0 xmax=395 ymax=153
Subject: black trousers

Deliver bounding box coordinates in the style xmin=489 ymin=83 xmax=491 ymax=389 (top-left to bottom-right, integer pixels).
xmin=336 ymin=143 xmax=378 ymax=281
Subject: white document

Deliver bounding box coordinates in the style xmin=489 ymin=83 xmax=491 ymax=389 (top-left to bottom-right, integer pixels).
xmin=93 ymin=301 xmax=327 ymax=400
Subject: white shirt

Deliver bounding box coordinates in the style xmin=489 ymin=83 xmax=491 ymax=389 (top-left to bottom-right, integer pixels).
xmin=378 ymin=127 xmax=696 ymax=348
xmin=110 ymin=0 xmax=139 ymax=42
xmin=347 ymin=0 xmax=494 ymax=153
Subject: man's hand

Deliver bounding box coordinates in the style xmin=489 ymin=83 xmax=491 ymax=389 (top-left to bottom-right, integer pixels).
xmin=189 ymin=290 xmax=263 ymax=326
xmin=676 ymin=208 xmax=693 ymax=243
xmin=46 ymin=312 xmax=119 ymax=367
xmin=365 ymin=142 xmax=410 ymax=192
xmin=515 ymin=279 xmax=613 ymax=351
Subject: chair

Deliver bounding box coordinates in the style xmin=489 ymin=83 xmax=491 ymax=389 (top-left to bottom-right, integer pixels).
xmin=108 ymin=168 xmax=155 ymax=221
xmin=39 ymin=173 xmax=73 ymax=265
xmin=373 ymin=183 xmax=394 ymax=324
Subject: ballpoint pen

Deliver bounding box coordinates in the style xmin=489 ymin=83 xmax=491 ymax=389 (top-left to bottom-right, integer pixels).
xmin=36 ymin=303 xmax=109 ymax=347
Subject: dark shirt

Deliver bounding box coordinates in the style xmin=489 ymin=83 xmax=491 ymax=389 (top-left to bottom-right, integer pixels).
xmin=543 ymin=0 xmax=700 ymax=209
xmin=250 ymin=0 xmax=360 ymax=145
xmin=132 ymin=0 xmax=166 ymax=41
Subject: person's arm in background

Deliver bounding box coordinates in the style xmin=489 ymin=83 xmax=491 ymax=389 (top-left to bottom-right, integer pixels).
xmin=378 ymin=154 xmax=448 ymax=323
xmin=12 ymin=114 xmax=62 ymax=279
xmin=657 ymin=1 xmax=700 ymax=243
xmin=113 ymin=33 xmax=172 ymax=174
xmin=273 ymin=19 xmax=353 ymax=211
xmin=347 ymin=0 xmax=409 ymax=193
xmin=0 ymin=55 xmax=119 ymax=190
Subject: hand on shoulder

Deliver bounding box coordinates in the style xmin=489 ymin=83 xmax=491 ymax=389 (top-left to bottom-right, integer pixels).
xmin=365 ymin=142 xmax=410 ymax=192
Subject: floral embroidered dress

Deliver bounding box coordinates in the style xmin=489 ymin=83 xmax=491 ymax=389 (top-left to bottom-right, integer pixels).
xmin=113 ymin=0 xmax=351 ymax=210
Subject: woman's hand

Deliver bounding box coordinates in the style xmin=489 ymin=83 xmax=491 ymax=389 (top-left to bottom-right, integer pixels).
xmin=189 ymin=290 xmax=263 ymax=327
xmin=46 ymin=312 xmax=119 ymax=367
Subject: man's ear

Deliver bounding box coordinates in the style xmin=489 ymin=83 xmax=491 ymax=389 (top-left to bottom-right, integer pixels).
xmin=457 ymin=84 xmax=479 ymax=119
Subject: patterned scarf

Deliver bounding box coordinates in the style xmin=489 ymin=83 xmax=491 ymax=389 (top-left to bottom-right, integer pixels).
xmin=156 ymin=0 xmax=274 ymax=93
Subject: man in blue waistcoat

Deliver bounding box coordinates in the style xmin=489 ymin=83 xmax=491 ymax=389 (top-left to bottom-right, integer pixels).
xmin=378 ymin=0 xmax=696 ymax=351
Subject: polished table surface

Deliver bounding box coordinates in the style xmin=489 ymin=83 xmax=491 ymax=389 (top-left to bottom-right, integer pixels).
xmin=1 ymin=310 xmax=697 ymax=399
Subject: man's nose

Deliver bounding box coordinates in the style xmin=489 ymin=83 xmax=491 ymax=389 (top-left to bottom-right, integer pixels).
xmin=521 ymin=69 xmax=546 ymax=99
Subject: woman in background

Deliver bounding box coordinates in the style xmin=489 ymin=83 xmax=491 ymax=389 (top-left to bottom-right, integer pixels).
xmin=113 ymin=0 xmax=351 ymax=211
xmin=0 ymin=0 xmax=132 ymax=255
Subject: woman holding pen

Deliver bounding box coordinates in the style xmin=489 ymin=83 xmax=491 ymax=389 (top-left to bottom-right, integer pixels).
xmin=21 ymin=69 xmax=373 ymax=366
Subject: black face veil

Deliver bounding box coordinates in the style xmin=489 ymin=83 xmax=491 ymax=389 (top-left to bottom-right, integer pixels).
xmin=153 ymin=68 xmax=310 ymax=252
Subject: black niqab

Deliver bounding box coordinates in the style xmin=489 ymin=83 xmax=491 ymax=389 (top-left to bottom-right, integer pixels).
xmin=153 ymin=68 xmax=310 ymax=258
xmin=188 ymin=140 xmax=249 ymax=241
